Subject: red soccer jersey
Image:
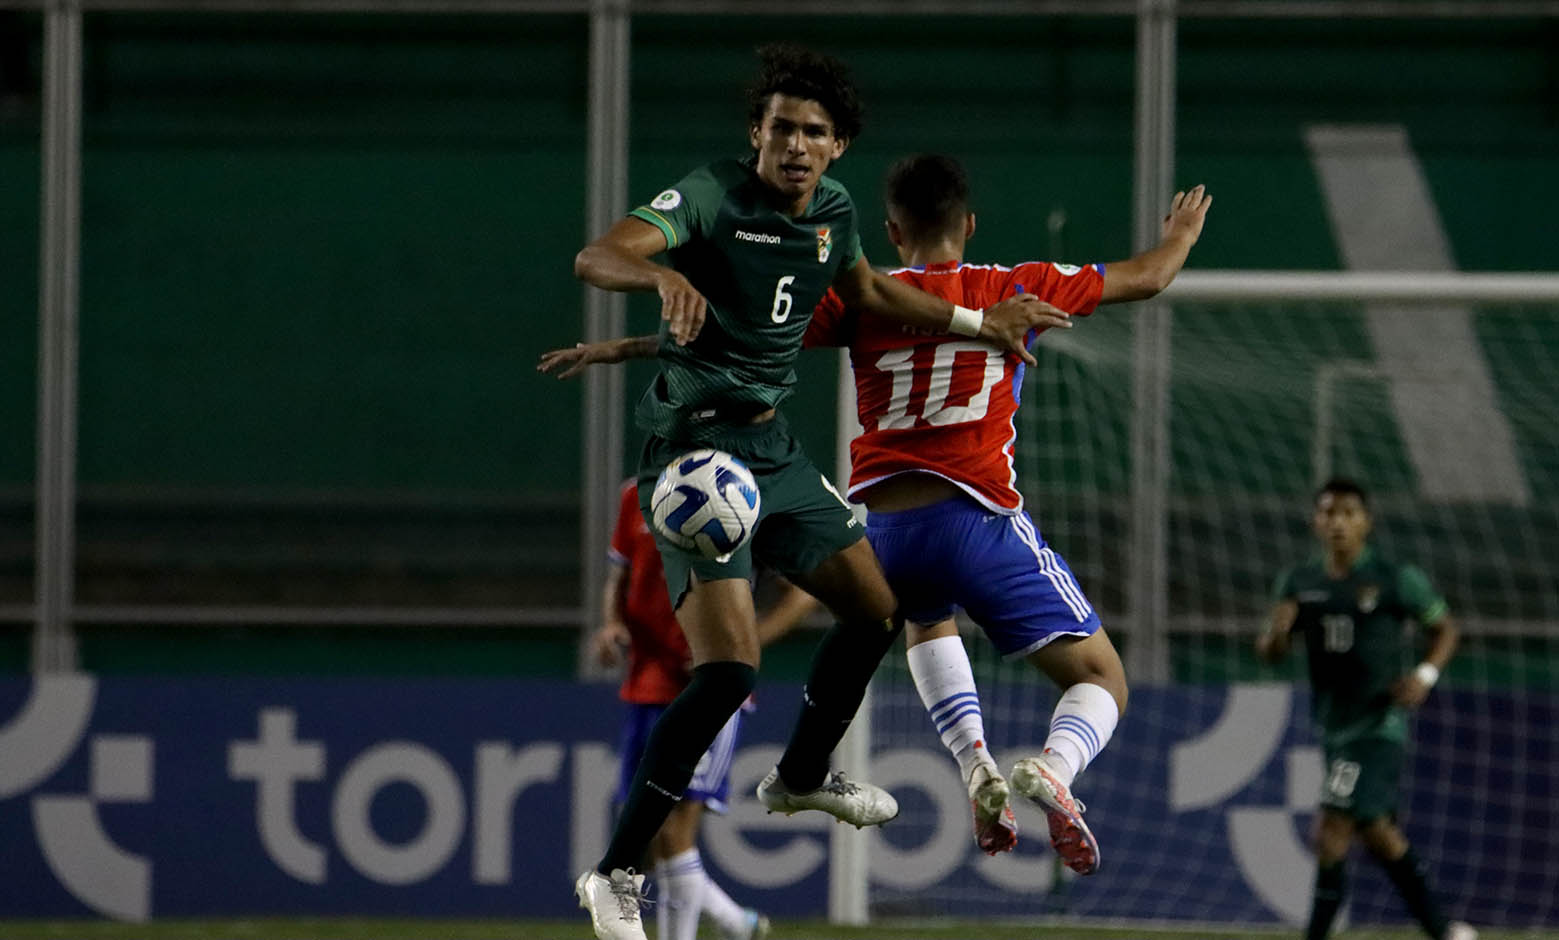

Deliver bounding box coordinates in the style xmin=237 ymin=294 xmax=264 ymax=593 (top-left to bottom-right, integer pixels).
xmin=608 ymin=480 xmax=692 ymax=704
xmin=804 ymin=260 xmax=1105 ymax=513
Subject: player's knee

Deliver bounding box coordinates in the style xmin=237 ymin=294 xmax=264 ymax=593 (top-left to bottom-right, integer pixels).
xmin=1358 ymin=819 xmax=1405 ymax=859
xmin=689 ymin=660 xmax=758 ymax=712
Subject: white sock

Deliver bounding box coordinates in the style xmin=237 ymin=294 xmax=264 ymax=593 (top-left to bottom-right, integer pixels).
xmin=1042 ymin=682 xmax=1119 ymax=787
xmin=659 ymin=848 xmax=705 ymax=940
xmin=699 ymin=872 xmax=747 ymax=936
xmin=652 ymin=859 xmax=672 ymax=940
xmin=908 ymin=635 xmax=997 ymax=780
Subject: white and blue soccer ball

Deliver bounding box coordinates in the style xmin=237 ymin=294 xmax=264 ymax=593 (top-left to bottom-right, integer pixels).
xmin=651 ymin=449 xmax=761 ymax=560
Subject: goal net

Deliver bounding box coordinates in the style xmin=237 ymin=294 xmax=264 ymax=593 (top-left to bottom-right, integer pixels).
xmin=855 ymin=274 xmax=1559 ymax=930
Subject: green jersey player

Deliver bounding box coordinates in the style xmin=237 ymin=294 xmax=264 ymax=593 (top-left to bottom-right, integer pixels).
xmin=569 ymin=44 xmax=1068 ymax=940
xmin=1257 ymin=477 xmax=1475 ymax=940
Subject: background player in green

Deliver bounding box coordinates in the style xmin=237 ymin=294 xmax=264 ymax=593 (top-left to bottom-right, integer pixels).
xmin=569 ymin=43 xmax=1068 ymax=940
xmin=1256 ymin=477 xmax=1476 ymax=940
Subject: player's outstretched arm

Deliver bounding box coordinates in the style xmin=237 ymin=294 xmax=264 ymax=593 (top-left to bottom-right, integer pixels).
xmin=537 ymin=335 xmax=658 ymax=380
xmin=1254 ymin=598 xmax=1297 ymax=664
xmin=574 ymin=216 xmax=708 ymax=345
xmin=832 ymin=257 xmax=1071 ymax=366
xmin=1100 ymin=184 xmax=1213 ymax=304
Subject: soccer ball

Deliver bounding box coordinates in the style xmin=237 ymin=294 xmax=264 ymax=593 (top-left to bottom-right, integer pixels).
xmin=650 ymin=449 xmax=761 ymax=561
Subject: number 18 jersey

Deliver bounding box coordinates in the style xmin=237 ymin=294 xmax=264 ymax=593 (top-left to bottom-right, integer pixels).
xmin=804 ymin=259 xmax=1104 ymax=513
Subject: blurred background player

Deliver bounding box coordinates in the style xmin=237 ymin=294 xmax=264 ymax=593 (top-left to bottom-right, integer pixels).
xmin=592 ymin=478 xmax=815 ymax=940
xmin=567 ymin=43 xmax=1065 ymax=939
xmin=1256 ymin=477 xmax=1476 ymax=940
xmin=543 ymin=153 xmax=1211 ymax=875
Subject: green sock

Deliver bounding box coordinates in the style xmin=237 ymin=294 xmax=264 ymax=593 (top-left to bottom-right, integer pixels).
xmin=1306 ymin=861 xmax=1348 ymax=940
xmin=776 ymin=616 xmax=903 ymax=791
xmin=1381 ymin=847 xmax=1450 ymax=940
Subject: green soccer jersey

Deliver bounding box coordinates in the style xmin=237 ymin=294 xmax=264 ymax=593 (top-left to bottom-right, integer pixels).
xmin=628 ymin=156 xmax=863 ymax=442
xmin=1274 ymin=545 xmax=1449 ymax=747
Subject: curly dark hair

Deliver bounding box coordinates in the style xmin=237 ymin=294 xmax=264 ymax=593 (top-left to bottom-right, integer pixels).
xmin=746 ymin=43 xmax=864 ymax=143
xmin=883 ymin=153 xmax=970 ymax=240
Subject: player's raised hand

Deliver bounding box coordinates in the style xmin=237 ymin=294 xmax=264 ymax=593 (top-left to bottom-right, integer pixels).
xmin=981 ymin=293 xmax=1071 ymax=366
xmin=1163 ymin=184 xmax=1212 ymax=244
xmin=657 ymin=269 xmax=708 ymax=345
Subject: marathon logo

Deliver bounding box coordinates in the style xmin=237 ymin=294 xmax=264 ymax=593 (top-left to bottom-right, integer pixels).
xmin=735 ymin=229 xmax=782 ymax=245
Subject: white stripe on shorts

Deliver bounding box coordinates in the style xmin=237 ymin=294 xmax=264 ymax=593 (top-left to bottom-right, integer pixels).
xmin=689 ymin=707 xmax=741 ymax=793
xmin=1010 ymin=514 xmax=1092 ymax=622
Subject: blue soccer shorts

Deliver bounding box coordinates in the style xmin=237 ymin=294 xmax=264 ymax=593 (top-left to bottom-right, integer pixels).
xmin=866 ymin=496 xmax=1100 ymax=659
xmin=615 ymin=700 xmax=745 ymax=813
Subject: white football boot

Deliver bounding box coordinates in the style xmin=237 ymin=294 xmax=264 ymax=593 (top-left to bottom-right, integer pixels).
xmin=756 ymin=767 xmax=899 ymax=827
xmin=575 ymin=868 xmax=650 ymax=940
xmin=1011 ymin=752 xmax=1100 ymax=875
xmin=1445 ymin=922 xmax=1479 ymax=940
xmin=967 ymin=761 xmax=1019 ymax=855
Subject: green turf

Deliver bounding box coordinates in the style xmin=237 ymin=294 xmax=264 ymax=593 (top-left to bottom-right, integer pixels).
xmin=0 ymin=921 xmax=1554 ymax=940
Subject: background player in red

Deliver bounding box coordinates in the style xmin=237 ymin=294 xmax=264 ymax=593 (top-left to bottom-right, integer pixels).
xmin=542 ymin=153 xmax=1210 ymax=875
xmin=592 ymin=479 xmax=816 ymax=940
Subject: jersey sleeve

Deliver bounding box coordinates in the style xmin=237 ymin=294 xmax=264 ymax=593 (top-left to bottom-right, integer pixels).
xmin=627 ymin=165 xmax=722 ymax=249
xmin=1271 ymin=567 xmax=1297 ymax=605
xmin=1007 ymin=261 xmax=1107 ymax=315
xmin=607 ymin=481 xmax=639 ymax=566
xmin=803 ymin=289 xmax=850 ymax=349
xmin=1397 ymin=564 xmax=1450 ymax=625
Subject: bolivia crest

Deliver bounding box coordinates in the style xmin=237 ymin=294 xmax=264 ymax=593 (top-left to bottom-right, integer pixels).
xmin=1357 ymin=584 xmax=1380 ymax=613
xmin=816 ymin=226 xmax=832 ymax=263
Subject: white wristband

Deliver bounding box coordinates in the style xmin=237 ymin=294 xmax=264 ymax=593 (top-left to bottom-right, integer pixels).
xmin=948 ymin=304 xmax=983 ymax=337
xmin=1414 ymin=662 xmax=1440 ymax=687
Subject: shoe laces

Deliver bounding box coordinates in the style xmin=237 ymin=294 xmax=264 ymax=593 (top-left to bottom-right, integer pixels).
xmin=818 ymin=771 xmax=860 ymax=796
xmin=608 ymin=870 xmax=652 ymax=920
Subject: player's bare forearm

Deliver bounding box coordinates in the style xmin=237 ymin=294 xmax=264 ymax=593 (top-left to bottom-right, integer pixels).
xmin=1255 ymin=599 xmax=1297 ymax=664
xmin=1100 ymin=184 xmax=1212 ymax=303
xmin=834 ymin=260 xmax=953 ymax=331
xmin=537 ymin=335 xmax=658 ymax=380
xmin=835 ymin=260 xmax=1070 ymax=366
xmin=574 ymin=217 xmax=671 ymax=291
xmin=1391 ymin=615 xmax=1458 ymax=707
xmin=574 ymin=216 xmax=708 ymax=344
xmin=1422 ymin=615 xmax=1460 ymax=670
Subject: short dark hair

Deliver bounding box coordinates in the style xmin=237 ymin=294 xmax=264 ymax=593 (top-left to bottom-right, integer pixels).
xmin=746 ymin=43 xmax=864 ymax=143
xmin=1315 ymin=476 xmax=1370 ymax=509
xmin=884 ymin=153 xmax=971 ymax=241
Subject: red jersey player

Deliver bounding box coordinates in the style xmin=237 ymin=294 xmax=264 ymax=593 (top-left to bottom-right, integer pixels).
xmin=590 ymin=479 xmax=815 ymax=940
xmin=550 ymin=155 xmax=1210 ymax=876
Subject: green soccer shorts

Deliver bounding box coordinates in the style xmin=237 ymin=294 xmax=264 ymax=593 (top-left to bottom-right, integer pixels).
xmin=1320 ymin=736 xmax=1405 ymax=823
xmin=637 ymin=414 xmax=864 ymax=609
